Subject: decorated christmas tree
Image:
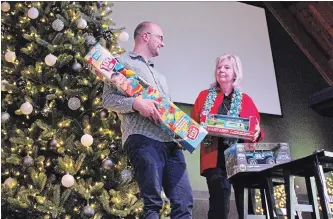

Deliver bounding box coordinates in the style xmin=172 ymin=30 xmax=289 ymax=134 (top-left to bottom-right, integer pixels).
xmin=0 ymin=2 xmax=172 ymax=218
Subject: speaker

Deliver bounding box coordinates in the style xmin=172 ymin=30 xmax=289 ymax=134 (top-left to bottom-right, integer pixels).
xmin=309 ymin=86 xmax=333 ymax=117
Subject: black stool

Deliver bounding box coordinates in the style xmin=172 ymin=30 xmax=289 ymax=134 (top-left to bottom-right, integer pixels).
xmin=229 ymin=150 xmax=333 ymax=219
xmin=229 ymin=170 xmax=284 ymax=219
xmin=269 ymin=150 xmax=333 ymax=219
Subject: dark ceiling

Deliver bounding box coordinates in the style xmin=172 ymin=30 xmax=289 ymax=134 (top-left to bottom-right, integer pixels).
xmin=243 ymin=1 xmax=333 ymax=86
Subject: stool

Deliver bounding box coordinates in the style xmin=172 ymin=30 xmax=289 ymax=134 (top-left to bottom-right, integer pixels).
xmin=229 ymin=171 xmax=284 ymax=219
xmin=272 ymin=150 xmax=333 ymax=219
xmin=229 ymin=150 xmax=333 ymax=219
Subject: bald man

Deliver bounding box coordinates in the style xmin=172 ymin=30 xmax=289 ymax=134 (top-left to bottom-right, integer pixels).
xmin=103 ymin=22 xmax=193 ymax=219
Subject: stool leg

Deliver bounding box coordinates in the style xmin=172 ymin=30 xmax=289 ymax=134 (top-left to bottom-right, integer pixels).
xmin=260 ymin=189 xmax=268 ymax=218
xmin=235 ymin=183 xmax=247 ymax=219
xmin=249 ymin=188 xmax=257 ymax=215
xmin=284 ymin=171 xmax=296 ymax=219
xmin=305 ymin=176 xmax=320 ymax=219
xmin=313 ymin=163 xmax=332 ymax=219
xmin=243 ymin=187 xmax=249 ymax=219
xmin=296 ymin=208 xmax=303 ymax=219
xmin=265 ymin=178 xmax=276 ymax=219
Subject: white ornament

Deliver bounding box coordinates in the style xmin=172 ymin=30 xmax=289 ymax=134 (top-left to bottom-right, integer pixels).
xmin=1 ymin=2 xmax=10 ymax=12
xmin=27 ymin=7 xmax=39 ymax=19
xmin=20 ymin=102 xmax=33 ymax=115
xmin=104 ymin=6 xmax=112 ymax=13
xmin=52 ymin=19 xmax=64 ymax=31
xmin=118 ymin=31 xmax=129 ymax=42
xmin=81 ymin=134 xmax=93 ymax=147
xmin=68 ymin=97 xmax=81 ymax=110
xmin=1 ymin=80 xmax=9 ymax=91
xmin=61 ymin=173 xmax=75 ymax=188
xmin=1 ymin=112 xmax=10 ymax=122
xmin=76 ymin=18 xmax=87 ymax=29
xmin=4 ymin=51 xmax=16 ymax=63
xmin=4 ymin=177 xmax=16 ymax=189
xmin=45 ymin=54 xmax=57 ymax=66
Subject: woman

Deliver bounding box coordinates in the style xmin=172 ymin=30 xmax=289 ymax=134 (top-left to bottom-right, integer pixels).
xmin=191 ymin=54 xmax=264 ymax=219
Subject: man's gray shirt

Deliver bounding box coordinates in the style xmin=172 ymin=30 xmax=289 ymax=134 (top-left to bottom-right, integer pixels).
xmin=102 ymin=51 xmax=174 ymax=144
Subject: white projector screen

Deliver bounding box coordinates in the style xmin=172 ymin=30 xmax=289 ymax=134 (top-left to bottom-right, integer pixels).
xmin=112 ymin=2 xmax=282 ymax=115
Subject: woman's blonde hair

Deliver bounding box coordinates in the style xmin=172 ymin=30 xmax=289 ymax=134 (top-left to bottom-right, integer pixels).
xmin=212 ymin=53 xmax=243 ymax=89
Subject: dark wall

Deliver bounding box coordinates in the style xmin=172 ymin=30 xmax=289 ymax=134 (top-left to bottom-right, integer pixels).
xmin=243 ymin=2 xmax=333 ymax=157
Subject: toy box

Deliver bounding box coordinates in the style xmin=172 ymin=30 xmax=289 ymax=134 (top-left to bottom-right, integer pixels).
xmin=85 ymin=43 xmax=208 ymax=153
xmin=201 ymin=114 xmax=256 ymax=141
xmin=224 ymin=143 xmax=291 ymax=178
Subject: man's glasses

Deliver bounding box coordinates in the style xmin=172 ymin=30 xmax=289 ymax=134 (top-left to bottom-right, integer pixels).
xmin=145 ymin=32 xmax=164 ymax=42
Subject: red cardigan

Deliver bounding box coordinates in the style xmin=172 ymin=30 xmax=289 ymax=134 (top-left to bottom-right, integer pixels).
xmin=191 ymin=89 xmax=265 ymax=175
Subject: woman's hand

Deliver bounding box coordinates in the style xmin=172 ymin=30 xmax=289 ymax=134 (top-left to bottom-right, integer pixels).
xmin=252 ymin=118 xmax=261 ymax=142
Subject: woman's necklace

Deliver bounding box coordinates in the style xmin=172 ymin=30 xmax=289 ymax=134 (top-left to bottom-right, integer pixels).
xmin=201 ymin=87 xmax=243 ymax=146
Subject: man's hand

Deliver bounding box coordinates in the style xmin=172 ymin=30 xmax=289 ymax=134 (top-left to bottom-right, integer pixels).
xmin=252 ymin=118 xmax=261 ymax=142
xmin=133 ymin=99 xmax=162 ymax=124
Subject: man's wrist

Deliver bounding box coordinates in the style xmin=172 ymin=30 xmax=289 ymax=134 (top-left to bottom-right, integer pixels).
xmin=132 ymin=99 xmax=139 ymax=112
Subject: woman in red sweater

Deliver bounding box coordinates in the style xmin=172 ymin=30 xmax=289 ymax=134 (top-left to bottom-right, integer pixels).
xmin=191 ymin=54 xmax=264 ymax=219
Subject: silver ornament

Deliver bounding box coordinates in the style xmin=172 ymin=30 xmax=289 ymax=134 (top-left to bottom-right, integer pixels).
xmin=85 ymin=35 xmax=96 ymax=46
xmin=48 ymin=138 xmax=57 ymax=148
xmin=102 ymin=158 xmax=114 ymax=170
xmin=120 ymin=169 xmax=132 ymax=182
xmin=83 ymin=205 xmax=95 ymax=218
xmin=109 ymin=144 xmax=118 ymax=151
xmin=52 ymin=19 xmax=64 ymax=31
xmin=22 ymin=156 xmax=34 ymax=167
xmin=99 ymin=109 xmax=109 ymax=119
xmin=68 ymin=97 xmax=81 ymax=110
xmin=72 ymin=62 xmax=82 ymax=72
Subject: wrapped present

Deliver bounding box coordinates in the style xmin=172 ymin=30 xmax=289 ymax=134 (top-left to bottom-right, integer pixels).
xmin=224 ymin=143 xmax=291 ymax=178
xmin=85 ymin=43 xmax=207 ymax=153
xmin=201 ymin=114 xmax=256 ymax=141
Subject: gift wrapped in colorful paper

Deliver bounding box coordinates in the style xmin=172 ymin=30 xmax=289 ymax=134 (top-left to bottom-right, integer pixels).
xmin=85 ymin=43 xmax=207 ymax=153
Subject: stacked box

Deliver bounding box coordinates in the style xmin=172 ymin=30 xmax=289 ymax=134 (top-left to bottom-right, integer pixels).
xmin=224 ymin=143 xmax=291 ymax=178
xmin=85 ymin=43 xmax=208 ymax=153
xmin=201 ymin=114 xmax=256 ymax=141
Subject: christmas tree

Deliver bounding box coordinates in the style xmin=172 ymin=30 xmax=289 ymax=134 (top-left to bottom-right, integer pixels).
xmin=0 ymin=2 xmax=172 ymax=218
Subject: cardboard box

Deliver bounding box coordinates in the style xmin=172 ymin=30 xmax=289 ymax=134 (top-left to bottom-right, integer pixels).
xmin=224 ymin=143 xmax=291 ymax=178
xmin=202 ymin=114 xmax=256 ymax=141
xmin=85 ymin=43 xmax=208 ymax=153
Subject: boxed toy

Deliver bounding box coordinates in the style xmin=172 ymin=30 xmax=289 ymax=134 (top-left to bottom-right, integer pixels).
xmin=224 ymin=143 xmax=291 ymax=178
xmin=85 ymin=43 xmax=208 ymax=153
xmin=202 ymin=114 xmax=256 ymax=141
